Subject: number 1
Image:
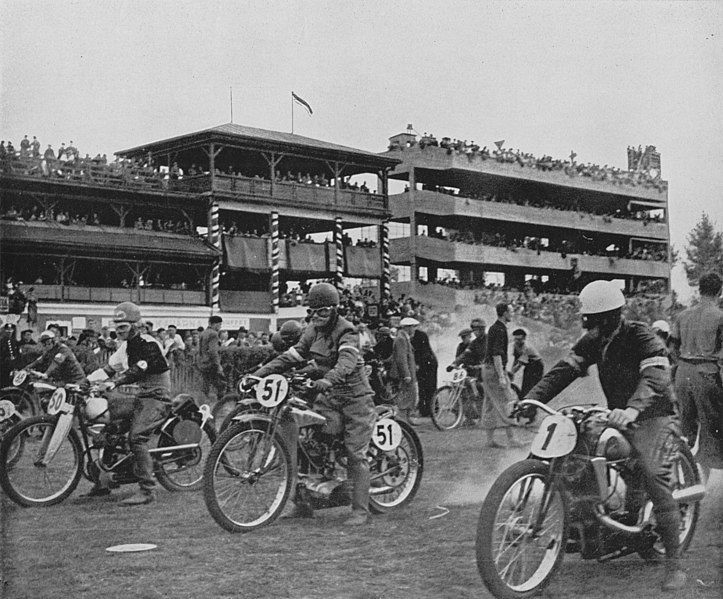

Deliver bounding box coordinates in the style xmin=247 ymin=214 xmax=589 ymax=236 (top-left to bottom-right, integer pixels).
xmin=540 ymin=422 xmax=558 ymax=451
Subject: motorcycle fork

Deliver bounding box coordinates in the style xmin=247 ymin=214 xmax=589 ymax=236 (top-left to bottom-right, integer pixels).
xmin=529 ymin=459 xmax=561 ymax=537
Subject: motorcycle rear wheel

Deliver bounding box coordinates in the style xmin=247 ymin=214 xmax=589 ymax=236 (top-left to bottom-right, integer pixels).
xmin=155 ymin=420 xmax=217 ymax=492
xmin=430 ymin=384 xmax=465 ymax=431
xmin=0 ymin=390 xmax=38 ymax=438
xmin=0 ymin=415 xmax=83 ymax=507
xmin=476 ymin=459 xmax=569 ymax=599
xmin=203 ymin=420 xmax=293 ymax=532
xmin=637 ymin=442 xmax=701 ymax=560
xmin=368 ymin=419 xmax=424 ymax=513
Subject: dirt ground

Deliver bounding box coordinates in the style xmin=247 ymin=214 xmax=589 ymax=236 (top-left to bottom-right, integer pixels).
xmin=1 ymin=395 xmax=721 ymax=599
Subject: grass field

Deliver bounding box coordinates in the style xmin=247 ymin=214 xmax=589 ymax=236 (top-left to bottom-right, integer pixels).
xmin=1 ymin=388 xmax=721 ymax=599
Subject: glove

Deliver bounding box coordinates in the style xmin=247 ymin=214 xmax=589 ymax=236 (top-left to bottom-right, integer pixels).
xmin=516 ymin=403 xmax=537 ymax=423
xmin=311 ymin=379 xmax=332 ymax=393
xmin=98 ymin=381 xmax=116 ymax=393
xmin=241 ymin=377 xmax=258 ymax=392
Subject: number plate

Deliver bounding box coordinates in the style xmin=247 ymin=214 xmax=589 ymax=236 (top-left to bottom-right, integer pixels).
xmin=372 ymin=417 xmax=402 ymax=451
xmin=0 ymin=399 xmax=16 ymax=422
xmin=450 ymin=368 xmax=466 ymax=383
xmin=529 ymin=413 xmax=577 ymax=458
xmin=256 ymin=374 xmax=289 ymax=408
xmin=46 ymin=388 xmax=72 ymax=415
xmin=12 ymin=370 xmax=27 ymax=386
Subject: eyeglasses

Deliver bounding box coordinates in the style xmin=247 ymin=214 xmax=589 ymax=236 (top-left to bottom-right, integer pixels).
xmin=307 ymin=307 xmax=333 ymax=318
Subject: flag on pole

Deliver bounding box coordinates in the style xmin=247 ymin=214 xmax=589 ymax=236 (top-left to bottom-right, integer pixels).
xmin=292 ymin=92 xmax=313 ymax=115
xmin=494 ymin=139 xmax=505 ymax=150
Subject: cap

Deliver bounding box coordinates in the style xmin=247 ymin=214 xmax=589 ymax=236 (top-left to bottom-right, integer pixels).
xmin=458 ymin=328 xmax=473 ymax=337
xmin=40 ymin=330 xmax=55 ymax=341
xmin=471 ymin=318 xmax=486 ymax=329
xmin=652 ymin=320 xmax=670 ymax=334
xmin=400 ymin=317 xmax=419 ymax=327
xmin=376 ymin=326 xmax=391 ymax=336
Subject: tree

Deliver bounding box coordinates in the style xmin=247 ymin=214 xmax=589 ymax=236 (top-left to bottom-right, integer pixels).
xmin=683 ymin=212 xmax=723 ymax=285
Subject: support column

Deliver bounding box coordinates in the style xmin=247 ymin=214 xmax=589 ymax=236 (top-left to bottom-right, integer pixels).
xmin=334 ymin=216 xmax=344 ymax=291
xmin=208 ymin=201 xmax=221 ymax=312
xmin=380 ymin=219 xmax=391 ymax=301
xmin=270 ymin=211 xmax=280 ymax=314
xmin=408 ymin=166 xmax=418 ymax=295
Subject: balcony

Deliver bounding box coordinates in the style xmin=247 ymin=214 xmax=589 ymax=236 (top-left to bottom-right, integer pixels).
xmin=29 ymin=285 xmax=206 ymax=305
xmin=392 ymin=190 xmax=668 ymax=240
xmin=386 ymin=146 xmax=667 ymax=201
xmin=391 ymin=236 xmax=670 ymax=279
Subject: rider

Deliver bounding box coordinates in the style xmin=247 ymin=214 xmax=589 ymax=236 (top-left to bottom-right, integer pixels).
xmin=520 ymin=280 xmax=687 ymax=592
xmin=252 ymin=282 xmax=375 ymax=526
xmin=25 ymin=330 xmax=86 ymax=384
xmin=87 ymin=302 xmax=172 ymax=505
xmin=448 ymin=318 xmax=487 ymax=426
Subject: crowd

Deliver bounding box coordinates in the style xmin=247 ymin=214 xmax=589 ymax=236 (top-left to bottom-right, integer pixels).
xmin=390 ymin=133 xmax=667 ymax=192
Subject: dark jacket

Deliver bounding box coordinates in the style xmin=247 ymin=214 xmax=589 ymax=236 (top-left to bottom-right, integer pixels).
xmin=525 ymin=319 xmax=676 ymax=420
xmin=28 ymin=343 xmax=85 ymax=384
xmin=455 ymin=332 xmax=487 ymax=369
xmin=110 ymin=333 xmax=170 ymax=392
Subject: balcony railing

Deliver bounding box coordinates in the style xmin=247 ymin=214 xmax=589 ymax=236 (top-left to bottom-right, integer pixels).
xmin=29 ymin=285 xmax=206 ymax=305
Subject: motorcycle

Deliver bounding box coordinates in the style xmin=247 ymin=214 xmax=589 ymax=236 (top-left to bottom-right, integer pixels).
xmin=475 ymin=399 xmax=704 ymax=599
xmin=203 ymin=372 xmax=424 ymax=532
xmin=0 ymin=383 xmax=216 ymax=507
xmin=0 ymin=369 xmax=55 ymax=436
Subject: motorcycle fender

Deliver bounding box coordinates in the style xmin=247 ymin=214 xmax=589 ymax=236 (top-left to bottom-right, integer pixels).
xmin=41 ymin=412 xmax=75 ymax=465
xmin=231 ymin=412 xmax=274 ymax=428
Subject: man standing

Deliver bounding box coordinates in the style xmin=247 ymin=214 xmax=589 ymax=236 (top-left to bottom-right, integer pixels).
xmin=389 ymin=317 xmax=419 ymax=424
xmin=671 ymin=271 xmax=723 ymax=479
xmin=481 ymin=303 xmax=521 ymax=448
xmin=198 ymin=316 xmax=225 ymax=403
xmin=510 ymin=328 xmax=544 ymax=397
xmin=411 ymin=320 xmax=438 ymax=418
xmin=0 ymin=323 xmax=20 ymax=387
xmin=162 ymin=324 xmax=186 ymax=361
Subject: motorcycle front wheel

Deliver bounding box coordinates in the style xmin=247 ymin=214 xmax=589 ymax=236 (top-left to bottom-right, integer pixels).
xmin=155 ymin=419 xmax=217 ymax=492
xmin=210 ymin=393 xmax=240 ymax=431
xmin=203 ymin=420 xmax=293 ymax=532
xmin=430 ymin=384 xmax=465 ymax=431
xmin=476 ymin=459 xmax=569 ymax=599
xmin=0 ymin=415 xmax=84 ymax=507
xmin=368 ymin=419 xmax=424 ymax=513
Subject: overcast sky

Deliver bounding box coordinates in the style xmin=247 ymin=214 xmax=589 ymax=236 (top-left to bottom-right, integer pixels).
xmin=2 ymin=1 xmax=721 ymax=301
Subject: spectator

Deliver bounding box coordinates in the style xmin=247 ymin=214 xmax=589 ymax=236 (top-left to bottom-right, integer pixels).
xmin=510 ymin=328 xmax=545 ymax=397
xmin=198 ymin=316 xmax=225 ymax=403
xmin=389 ymin=317 xmax=419 ymax=425
xmin=411 ymin=318 xmax=439 ymax=419
xmin=0 ymin=323 xmax=20 ymax=387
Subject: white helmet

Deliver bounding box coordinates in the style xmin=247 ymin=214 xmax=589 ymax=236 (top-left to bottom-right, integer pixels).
xmin=579 ymin=280 xmax=625 ymax=315
xmin=652 ymin=320 xmax=670 ymax=334
xmin=84 ymin=396 xmax=110 ymax=423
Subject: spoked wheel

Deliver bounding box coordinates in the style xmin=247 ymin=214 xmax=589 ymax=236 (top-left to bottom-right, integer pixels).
xmin=155 ymin=419 xmax=217 ymax=492
xmin=219 ymin=403 xmax=257 ymax=435
xmin=211 ymin=394 xmax=240 ymax=431
xmin=203 ymin=420 xmax=293 ymax=532
xmin=431 ymin=384 xmax=465 ymax=431
xmin=0 ymin=415 xmax=84 ymax=507
xmin=369 ymin=420 xmax=424 ymax=513
xmin=638 ymin=442 xmax=701 ymax=560
xmin=476 ymin=459 xmax=568 ymax=599
xmin=0 ymin=391 xmax=37 ymax=438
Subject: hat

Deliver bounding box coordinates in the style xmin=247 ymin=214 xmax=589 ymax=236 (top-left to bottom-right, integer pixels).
xmin=458 ymin=328 xmax=473 ymax=337
xmin=40 ymin=330 xmax=55 ymax=341
xmin=652 ymin=320 xmax=670 ymax=334
xmin=400 ymin=317 xmax=419 ymax=327
xmin=470 ymin=318 xmax=486 ymax=329
xmin=81 ymin=328 xmax=98 ymax=337
xmin=377 ymin=326 xmax=391 ymax=336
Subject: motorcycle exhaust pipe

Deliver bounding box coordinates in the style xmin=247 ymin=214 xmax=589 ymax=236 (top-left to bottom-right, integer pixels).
xmin=148 ymin=442 xmax=200 ymax=454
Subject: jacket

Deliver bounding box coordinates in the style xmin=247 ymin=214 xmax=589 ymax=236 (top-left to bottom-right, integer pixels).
xmin=389 ymin=329 xmax=416 ymax=383
xmin=525 ymin=318 xmax=676 ymax=420
xmin=28 ymin=343 xmax=85 ymax=384
xmin=109 ymin=332 xmax=170 ymax=392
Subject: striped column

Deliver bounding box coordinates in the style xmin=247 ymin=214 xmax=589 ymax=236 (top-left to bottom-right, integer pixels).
xmin=334 ymin=217 xmax=344 ymax=291
xmin=209 ymin=202 xmax=221 ymax=311
xmin=381 ymin=220 xmax=391 ymax=301
xmin=270 ymin=211 xmax=280 ymax=314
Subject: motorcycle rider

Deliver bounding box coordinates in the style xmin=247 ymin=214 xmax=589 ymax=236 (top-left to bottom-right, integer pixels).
xmin=25 ymin=330 xmax=86 ymax=384
xmin=252 ymin=282 xmax=375 ymax=526
xmin=448 ymin=318 xmax=487 ymax=426
xmin=520 ymin=280 xmax=687 ymax=591
xmin=87 ymin=302 xmax=171 ymax=505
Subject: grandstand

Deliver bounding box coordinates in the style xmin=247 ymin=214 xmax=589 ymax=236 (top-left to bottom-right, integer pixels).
xmin=0 ymin=124 xmax=399 ymax=335
xmin=382 ymin=130 xmax=670 ymax=308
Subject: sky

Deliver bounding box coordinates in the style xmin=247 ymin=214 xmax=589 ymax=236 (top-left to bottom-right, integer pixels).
xmin=2 ymin=0 xmax=722 ymax=302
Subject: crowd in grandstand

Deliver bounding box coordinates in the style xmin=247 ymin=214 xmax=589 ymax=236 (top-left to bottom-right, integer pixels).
xmin=389 ymin=133 xmax=667 ymax=192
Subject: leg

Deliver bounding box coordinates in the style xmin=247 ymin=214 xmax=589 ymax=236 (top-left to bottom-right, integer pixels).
xmin=340 ymin=393 xmax=376 ymax=524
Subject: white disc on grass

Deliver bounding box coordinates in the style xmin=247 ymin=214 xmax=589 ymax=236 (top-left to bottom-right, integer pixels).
xmin=106 ymin=543 xmax=157 ymax=553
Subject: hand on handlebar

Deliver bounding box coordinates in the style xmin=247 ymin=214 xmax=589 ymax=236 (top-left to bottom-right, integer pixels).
xmin=606 ymin=407 xmax=639 ymax=430
xmin=311 ymin=378 xmax=332 ymax=393
xmin=513 ymin=401 xmax=537 ymax=423
xmin=446 ymin=364 xmax=455 ymax=372
xmin=97 ymin=381 xmax=116 ymax=393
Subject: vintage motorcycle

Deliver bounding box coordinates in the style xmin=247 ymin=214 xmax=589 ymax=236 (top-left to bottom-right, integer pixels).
xmin=475 ymin=399 xmax=704 ymax=599
xmin=0 ymin=369 xmax=56 ymax=436
xmin=203 ymin=372 xmax=424 ymax=532
xmin=431 ymin=366 xmax=483 ymax=430
xmin=0 ymin=383 xmax=216 ymax=507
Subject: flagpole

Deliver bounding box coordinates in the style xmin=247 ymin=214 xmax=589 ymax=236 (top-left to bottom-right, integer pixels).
xmin=291 ymin=92 xmax=294 ymax=134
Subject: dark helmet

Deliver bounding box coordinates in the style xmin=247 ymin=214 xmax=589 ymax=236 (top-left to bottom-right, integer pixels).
xmin=270 ymin=332 xmax=287 ymax=352
xmin=307 ymin=282 xmax=339 ymax=309
xmin=113 ymin=301 xmax=142 ymax=323
xmin=279 ymin=320 xmax=302 ymax=344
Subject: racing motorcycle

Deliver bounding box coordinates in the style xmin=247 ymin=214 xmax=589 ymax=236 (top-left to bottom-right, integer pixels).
xmin=203 ymin=372 xmax=424 ymax=532
xmin=475 ymin=399 xmax=704 ymax=599
xmin=0 ymin=383 xmax=216 ymax=507
xmin=0 ymin=369 xmax=55 ymax=436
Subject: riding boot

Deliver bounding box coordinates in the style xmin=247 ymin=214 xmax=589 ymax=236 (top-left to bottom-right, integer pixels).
xmin=656 ymin=510 xmax=687 ymax=592
xmin=345 ymin=460 xmax=370 ymax=526
xmin=283 ymin=483 xmax=314 ymax=519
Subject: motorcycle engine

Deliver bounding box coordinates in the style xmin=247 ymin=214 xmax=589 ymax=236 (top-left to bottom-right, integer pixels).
xmin=581 ymin=416 xmax=632 ymax=460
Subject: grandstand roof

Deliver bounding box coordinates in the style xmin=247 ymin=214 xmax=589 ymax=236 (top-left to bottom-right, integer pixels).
xmin=117 ymin=123 xmax=399 ymax=169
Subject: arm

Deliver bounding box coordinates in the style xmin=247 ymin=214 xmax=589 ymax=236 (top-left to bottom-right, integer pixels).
xmin=321 ymin=328 xmax=363 ymax=386
xmin=254 ymin=328 xmax=312 ymax=377
xmin=114 ymin=337 xmax=167 ymax=387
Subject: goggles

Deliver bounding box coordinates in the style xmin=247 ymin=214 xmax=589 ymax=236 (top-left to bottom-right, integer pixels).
xmin=307 ymin=306 xmax=333 ymax=318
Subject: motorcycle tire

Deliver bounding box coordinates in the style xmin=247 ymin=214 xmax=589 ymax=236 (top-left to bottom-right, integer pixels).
xmin=0 ymin=415 xmax=84 ymax=507
xmin=430 ymin=384 xmax=465 ymax=431
xmin=0 ymin=390 xmax=38 ymax=438
xmin=218 ymin=402 xmax=258 ymax=435
xmin=476 ymin=459 xmax=569 ymax=599
xmin=155 ymin=419 xmax=217 ymax=492
xmin=637 ymin=441 xmax=701 ymax=561
xmin=368 ymin=419 xmax=424 ymax=513
xmin=210 ymin=393 xmax=240 ymax=431
xmin=203 ymin=420 xmax=293 ymax=533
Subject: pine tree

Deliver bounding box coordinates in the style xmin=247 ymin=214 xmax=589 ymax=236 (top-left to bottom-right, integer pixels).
xmin=683 ymin=212 xmax=723 ymax=285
